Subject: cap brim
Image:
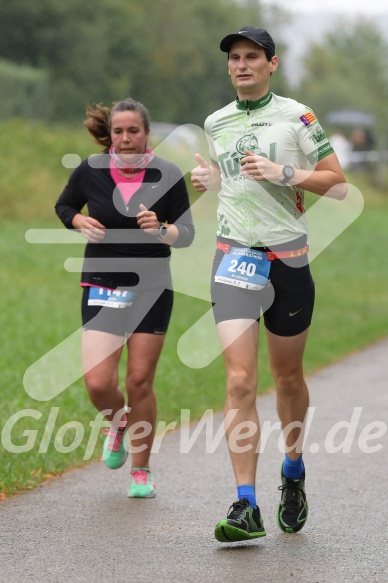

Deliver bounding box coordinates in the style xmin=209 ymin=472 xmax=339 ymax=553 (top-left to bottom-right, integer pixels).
xmin=220 ymin=33 xmax=249 ymax=52
xmin=220 ymin=33 xmax=264 ymax=53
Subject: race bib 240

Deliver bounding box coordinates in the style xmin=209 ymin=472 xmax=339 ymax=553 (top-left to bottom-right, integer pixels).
xmin=215 ymin=247 xmax=271 ymax=290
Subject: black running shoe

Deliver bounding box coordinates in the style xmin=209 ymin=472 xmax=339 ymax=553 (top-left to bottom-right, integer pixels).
xmin=276 ymin=463 xmax=308 ymax=533
xmin=214 ymin=498 xmax=266 ymax=542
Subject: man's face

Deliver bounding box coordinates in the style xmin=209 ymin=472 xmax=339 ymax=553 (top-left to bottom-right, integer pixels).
xmin=228 ymin=39 xmax=277 ymax=97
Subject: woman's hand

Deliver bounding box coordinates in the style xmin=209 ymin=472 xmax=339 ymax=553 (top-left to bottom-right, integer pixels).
xmin=71 ymin=214 xmax=106 ymax=242
xmin=136 ymin=203 xmax=160 ymax=234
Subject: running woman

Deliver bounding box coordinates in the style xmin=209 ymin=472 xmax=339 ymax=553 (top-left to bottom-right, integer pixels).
xmin=191 ymin=26 xmax=346 ymax=541
xmin=56 ymin=98 xmax=194 ymax=498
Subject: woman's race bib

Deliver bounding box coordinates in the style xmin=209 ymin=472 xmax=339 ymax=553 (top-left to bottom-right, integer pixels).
xmin=87 ymin=287 xmax=136 ymax=308
xmin=215 ymin=247 xmax=271 ymax=290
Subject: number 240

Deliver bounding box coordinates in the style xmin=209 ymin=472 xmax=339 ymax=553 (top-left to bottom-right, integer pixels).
xmin=228 ymin=260 xmax=256 ymax=276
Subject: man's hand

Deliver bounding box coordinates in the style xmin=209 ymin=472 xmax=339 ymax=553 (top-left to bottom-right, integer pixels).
xmin=240 ymin=149 xmax=283 ymax=183
xmin=71 ymin=214 xmax=106 ymax=243
xmin=191 ymin=153 xmax=211 ymax=192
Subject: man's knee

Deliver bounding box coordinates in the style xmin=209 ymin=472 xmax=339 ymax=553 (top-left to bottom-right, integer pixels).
xmin=226 ymin=372 xmax=257 ymax=403
xmin=273 ymin=369 xmax=305 ymax=397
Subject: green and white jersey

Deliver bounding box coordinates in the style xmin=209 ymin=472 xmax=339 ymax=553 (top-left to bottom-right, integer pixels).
xmin=204 ymin=92 xmax=334 ymax=247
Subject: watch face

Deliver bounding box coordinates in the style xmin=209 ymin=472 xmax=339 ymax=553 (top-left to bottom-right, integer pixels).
xmin=281 ymin=166 xmax=294 ymax=184
xmin=158 ymin=223 xmax=168 ymax=238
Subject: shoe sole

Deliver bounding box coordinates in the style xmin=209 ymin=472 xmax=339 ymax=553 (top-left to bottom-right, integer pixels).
xmin=104 ymin=449 xmax=129 ymax=470
xmin=128 ymin=490 xmax=156 ymax=498
xmin=215 ymin=523 xmax=266 ymax=543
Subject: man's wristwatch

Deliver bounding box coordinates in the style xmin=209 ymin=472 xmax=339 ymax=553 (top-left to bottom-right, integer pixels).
xmin=156 ymin=222 xmax=168 ymax=238
xmin=280 ymin=165 xmax=295 ymax=185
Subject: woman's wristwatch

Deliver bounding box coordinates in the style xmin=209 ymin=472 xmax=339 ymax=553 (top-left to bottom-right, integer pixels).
xmin=156 ymin=222 xmax=168 ymax=238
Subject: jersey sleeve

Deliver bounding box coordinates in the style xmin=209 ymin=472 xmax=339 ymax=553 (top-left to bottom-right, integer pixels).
xmin=295 ymin=108 xmax=334 ymax=169
xmin=204 ymin=114 xmax=219 ymax=168
xmin=166 ymin=173 xmax=195 ymax=249
xmin=158 ymin=161 xmax=195 ymax=249
xmin=55 ymin=162 xmax=88 ymax=229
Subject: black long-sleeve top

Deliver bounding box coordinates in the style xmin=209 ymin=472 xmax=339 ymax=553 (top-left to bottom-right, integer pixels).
xmin=55 ymin=154 xmax=195 ymax=290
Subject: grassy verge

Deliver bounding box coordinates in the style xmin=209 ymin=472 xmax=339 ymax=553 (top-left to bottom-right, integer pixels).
xmin=0 ymin=119 xmax=387 ymax=497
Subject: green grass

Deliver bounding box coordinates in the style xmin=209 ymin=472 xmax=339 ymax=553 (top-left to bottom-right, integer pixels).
xmin=0 ymin=120 xmax=387 ymax=497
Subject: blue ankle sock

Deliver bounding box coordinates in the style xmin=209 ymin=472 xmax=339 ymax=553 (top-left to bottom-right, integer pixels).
xmin=283 ymin=454 xmax=304 ymax=479
xmin=237 ymin=484 xmax=256 ymax=508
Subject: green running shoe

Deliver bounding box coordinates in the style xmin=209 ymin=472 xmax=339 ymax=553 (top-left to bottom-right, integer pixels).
xmin=128 ymin=468 xmax=156 ymax=498
xmin=215 ymin=498 xmax=266 ymax=542
xmin=102 ymin=426 xmax=128 ymax=470
xmin=276 ymin=462 xmax=308 ymax=533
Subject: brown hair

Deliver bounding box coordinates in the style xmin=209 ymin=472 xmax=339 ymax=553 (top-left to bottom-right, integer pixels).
xmin=84 ymin=98 xmax=151 ymax=153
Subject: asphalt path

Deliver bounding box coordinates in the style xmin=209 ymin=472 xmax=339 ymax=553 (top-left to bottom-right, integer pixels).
xmin=1 ymin=339 xmax=387 ymax=583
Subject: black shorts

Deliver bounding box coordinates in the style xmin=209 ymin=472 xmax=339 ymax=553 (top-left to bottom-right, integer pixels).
xmin=211 ymin=237 xmax=315 ymax=337
xmin=81 ymin=287 xmax=173 ymax=337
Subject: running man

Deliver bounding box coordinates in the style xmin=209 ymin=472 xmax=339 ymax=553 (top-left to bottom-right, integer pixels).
xmin=191 ymin=26 xmax=346 ymax=542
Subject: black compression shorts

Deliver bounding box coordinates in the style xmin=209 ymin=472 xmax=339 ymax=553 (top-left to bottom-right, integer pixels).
xmin=211 ymin=237 xmax=315 ymax=337
xmin=81 ymin=287 xmax=173 ymax=337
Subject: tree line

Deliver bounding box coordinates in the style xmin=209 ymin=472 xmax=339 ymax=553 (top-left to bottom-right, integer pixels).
xmin=0 ymin=0 xmax=288 ymax=125
xmin=0 ymin=0 xmax=387 ymax=137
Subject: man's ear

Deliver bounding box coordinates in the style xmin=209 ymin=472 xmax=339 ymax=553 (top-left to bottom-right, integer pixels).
xmin=270 ymin=55 xmax=279 ymax=73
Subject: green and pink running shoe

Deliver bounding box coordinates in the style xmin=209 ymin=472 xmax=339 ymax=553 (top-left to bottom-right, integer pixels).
xmin=102 ymin=425 xmax=128 ymax=470
xmin=128 ymin=468 xmax=156 ymax=498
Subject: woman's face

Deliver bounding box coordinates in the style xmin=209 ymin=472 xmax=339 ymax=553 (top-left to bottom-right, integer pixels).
xmin=110 ymin=110 xmax=150 ymax=160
